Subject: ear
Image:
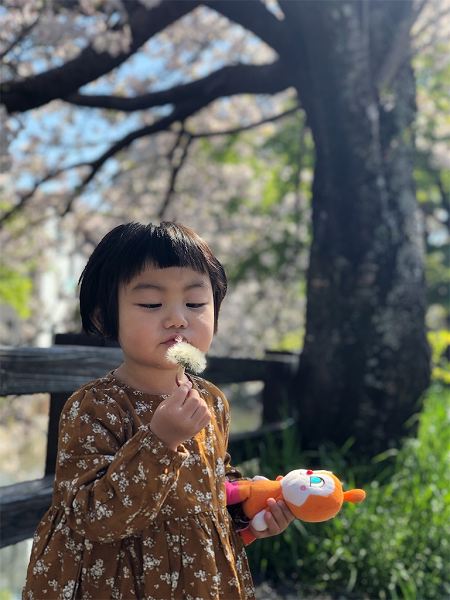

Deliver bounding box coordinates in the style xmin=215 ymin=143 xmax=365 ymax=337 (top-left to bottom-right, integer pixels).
xmin=343 ymin=489 xmax=366 ymax=504
xmin=276 ymin=475 xmax=284 ymax=481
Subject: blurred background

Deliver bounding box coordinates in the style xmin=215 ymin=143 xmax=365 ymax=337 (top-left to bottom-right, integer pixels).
xmin=0 ymin=0 xmax=449 ymax=598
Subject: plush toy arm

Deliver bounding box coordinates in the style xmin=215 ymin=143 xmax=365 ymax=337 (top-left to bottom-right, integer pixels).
xmin=239 ymin=507 xmax=269 ymax=546
xmin=225 ymin=480 xmax=242 ymax=505
xmin=225 ymin=480 xmax=257 ymax=545
xmin=225 ymin=479 xmax=254 ymax=505
xmin=250 ymin=509 xmax=268 ymax=532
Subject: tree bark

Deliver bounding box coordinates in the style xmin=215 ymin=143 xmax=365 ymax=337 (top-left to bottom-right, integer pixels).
xmin=280 ymin=0 xmax=430 ymax=454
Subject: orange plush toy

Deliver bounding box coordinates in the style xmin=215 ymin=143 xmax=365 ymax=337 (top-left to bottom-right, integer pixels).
xmin=225 ymin=469 xmax=366 ymax=544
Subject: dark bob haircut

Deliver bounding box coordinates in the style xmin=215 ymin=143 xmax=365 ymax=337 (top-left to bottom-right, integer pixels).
xmin=79 ymin=222 xmax=227 ymax=339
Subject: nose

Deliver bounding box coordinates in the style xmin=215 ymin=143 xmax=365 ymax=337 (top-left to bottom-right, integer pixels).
xmin=163 ymin=305 xmax=188 ymax=328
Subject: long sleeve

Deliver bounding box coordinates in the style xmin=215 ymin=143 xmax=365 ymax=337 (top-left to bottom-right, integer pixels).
xmin=219 ymin=392 xmax=243 ymax=482
xmin=54 ymin=388 xmax=189 ymax=542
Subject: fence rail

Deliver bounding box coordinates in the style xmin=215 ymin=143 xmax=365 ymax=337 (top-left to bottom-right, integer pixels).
xmin=0 ymin=344 xmax=298 ymax=548
xmin=1 ymin=346 xmax=297 ymax=395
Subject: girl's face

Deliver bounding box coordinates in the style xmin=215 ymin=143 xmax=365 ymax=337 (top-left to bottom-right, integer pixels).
xmin=117 ymin=265 xmax=215 ymax=373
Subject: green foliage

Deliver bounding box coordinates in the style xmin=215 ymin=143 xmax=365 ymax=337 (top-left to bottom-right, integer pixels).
xmin=274 ymin=329 xmax=304 ymax=352
xmin=428 ymin=329 xmax=450 ymax=385
xmin=226 ymin=230 xmax=305 ymax=285
xmin=199 ymin=134 xmax=242 ymax=165
xmin=0 ymin=265 xmax=32 ymax=318
xmin=414 ymin=38 xmax=450 ymax=328
xmin=244 ymin=385 xmax=450 ymax=599
xmin=425 ymin=249 xmax=450 ymax=311
xmin=415 ymin=43 xmax=450 ymax=133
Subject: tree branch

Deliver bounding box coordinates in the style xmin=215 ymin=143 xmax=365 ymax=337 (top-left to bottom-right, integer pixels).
xmin=60 ymin=99 xmax=206 ymax=216
xmin=202 ymin=0 xmax=286 ymax=54
xmin=62 ymin=62 xmax=289 ymax=204
xmin=0 ymin=102 xmax=300 ymax=228
xmin=1 ymin=60 xmax=293 ymax=226
xmin=0 ymin=13 xmax=42 ymax=61
xmin=1 ymin=0 xmax=201 ymax=113
xmin=0 ymin=161 xmax=89 ymax=228
xmin=410 ymin=0 xmax=446 ymax=42
xmin=158 ymin=127 xmax=193 ymax=219
xmin=375 ymin=0 xmax=425 ymax=91
xmin=190 ymin=105 xmax=300 ymax=139
xmin=65 ymin=60 xmax=292 ymax=111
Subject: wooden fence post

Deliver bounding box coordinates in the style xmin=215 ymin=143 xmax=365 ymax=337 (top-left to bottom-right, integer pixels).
xmin=45 ymin=332 xmax=119 ymax=476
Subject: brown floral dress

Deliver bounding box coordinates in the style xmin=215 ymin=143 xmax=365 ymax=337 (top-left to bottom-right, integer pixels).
xmin=23 ymin=372 xmax=255 ymax=600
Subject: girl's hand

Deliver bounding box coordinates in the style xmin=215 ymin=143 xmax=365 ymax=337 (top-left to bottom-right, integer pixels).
xmin=150 ymin=381 xmax=211 ymax=451
xmin=249 ymin=498 xmax=295 ymax=539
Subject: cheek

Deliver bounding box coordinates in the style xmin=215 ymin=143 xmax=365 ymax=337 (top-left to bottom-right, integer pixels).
xmin=195 ymin=310 xmax=215 ymax=347
xmin=203 ymin=307 xmax=215 ymax=332
xmin=117 ymin=312 xmax=134 ymax=348
xmin=117 ymin=303 xmax=150 ymax=341
xmin=117 ymin=305 xmax=134 ymax=336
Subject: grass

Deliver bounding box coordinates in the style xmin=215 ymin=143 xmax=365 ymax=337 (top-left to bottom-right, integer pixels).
xmin=244 ymin=383 xmax=450 ymax=599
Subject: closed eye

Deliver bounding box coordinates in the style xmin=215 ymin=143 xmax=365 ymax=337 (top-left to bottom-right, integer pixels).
xmin=138 ymin=304 xmax=161 ymax=309
xmin=186 ymin=303 xmax=207 ymax=309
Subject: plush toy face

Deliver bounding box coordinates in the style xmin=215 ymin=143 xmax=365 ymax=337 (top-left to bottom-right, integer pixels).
xmin=281 ymin=469 xmax=358 ymax=523
xmin=282 ymin=469 xmax=338 ymax=504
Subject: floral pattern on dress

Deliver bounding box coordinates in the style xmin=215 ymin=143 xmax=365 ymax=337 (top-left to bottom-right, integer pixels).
xmin=23 ymin=372 xmax=255 ymax=600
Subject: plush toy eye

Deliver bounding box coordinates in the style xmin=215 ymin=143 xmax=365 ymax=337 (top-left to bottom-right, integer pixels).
xmin=310 ymin=476 xmax=325 ymax=487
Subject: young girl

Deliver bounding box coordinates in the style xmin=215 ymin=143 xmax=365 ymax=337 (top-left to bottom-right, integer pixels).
xmin=23 ymin=222 xmax=294 ymax=600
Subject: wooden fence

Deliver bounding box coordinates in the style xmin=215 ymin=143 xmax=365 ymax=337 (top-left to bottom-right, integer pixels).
xmin=0 ymin=340 xmax=298 ymax=548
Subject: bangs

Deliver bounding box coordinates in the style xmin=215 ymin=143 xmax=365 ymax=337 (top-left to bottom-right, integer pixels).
xmin=119 ymin=223 xmax=209 ymax=284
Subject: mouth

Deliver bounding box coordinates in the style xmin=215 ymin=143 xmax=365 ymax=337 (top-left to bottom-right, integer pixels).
xmin=162 ymin=335 xmax=187 ymax=345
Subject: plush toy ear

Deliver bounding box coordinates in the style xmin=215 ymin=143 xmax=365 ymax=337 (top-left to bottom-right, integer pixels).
xmin=276 ymin=475 xmax=284 ymax=481
xmin=343 ymin=489 xmax=366 ymax=504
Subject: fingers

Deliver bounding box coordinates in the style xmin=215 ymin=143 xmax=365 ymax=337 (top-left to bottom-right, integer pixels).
xmin=184 ymin=389 xmax=211 ymax=425
xmin=150 ymin=381 xmax=210 ymax=449
xmin=199 ymin=407 xmax=211 ymax=427
xmin=265 ymin=498 xmax=294 ymax=530
xmin=168 ymin=383 xmax=210 ymax=425
xmin=167 ymin=380 xmax=192 ymax=405
xmin=250 ymin=499 xmax=295 ymax=539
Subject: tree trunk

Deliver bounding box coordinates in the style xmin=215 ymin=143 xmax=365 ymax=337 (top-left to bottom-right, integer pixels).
xmin=280 ymin=0 xmax=430 ymax=455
